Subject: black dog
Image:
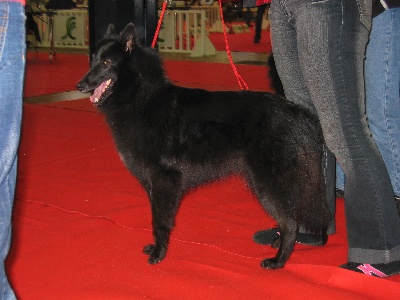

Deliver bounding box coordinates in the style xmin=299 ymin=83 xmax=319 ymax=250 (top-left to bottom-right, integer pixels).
xmin=77 ymin=23 xmax=331 ymax=269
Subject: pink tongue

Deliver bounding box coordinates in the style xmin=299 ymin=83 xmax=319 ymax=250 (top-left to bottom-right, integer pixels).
xmin=90 ymin=81 xmax=108 ymax=103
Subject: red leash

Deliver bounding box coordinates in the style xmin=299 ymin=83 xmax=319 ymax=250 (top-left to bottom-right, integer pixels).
xmin=151 ymin=1 xmax=168 ymax=49
xmin=217 ymin=0 xmax=249 ymax=90
xmin=151 ymin=0 xmax=249 ymax=90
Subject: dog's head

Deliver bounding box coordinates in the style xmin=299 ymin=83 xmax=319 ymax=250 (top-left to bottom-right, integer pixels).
xmin=76 ymin=23 xmax=137 ymax=105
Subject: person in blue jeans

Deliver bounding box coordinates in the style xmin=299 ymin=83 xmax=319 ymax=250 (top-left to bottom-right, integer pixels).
xmin=0 ymin=0 xmax=26 ymax=298
xmin=253 ymin=0 xmax=400 ymax=277
xmin=367 ymin=1 xmax=400 ymax=209
xmin=338 ymin=1 xmax=400 ymax=211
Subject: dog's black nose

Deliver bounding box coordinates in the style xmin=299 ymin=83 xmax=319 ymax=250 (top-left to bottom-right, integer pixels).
xmin=76 ymin=81 xmax=86 ymax=92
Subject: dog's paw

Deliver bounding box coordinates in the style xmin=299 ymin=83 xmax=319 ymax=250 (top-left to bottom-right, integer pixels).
xmin=143 ymin=244 xmax=166 ymax=265
xmin=260 ymin=258 xmax=285 ymax=269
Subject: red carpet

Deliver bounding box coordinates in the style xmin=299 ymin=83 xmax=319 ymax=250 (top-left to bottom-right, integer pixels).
xmin=14 ymin=53 xmax=400 ymax=298
xmin=164 ymin=60 xmax=272 ymax=92
xmin=24 ymin=52 xmax=90 ymax=97
xmin=7 ymin=102 xmax=400 ymax=299
xmin=208 ymin=26 xmax=272 ymax=53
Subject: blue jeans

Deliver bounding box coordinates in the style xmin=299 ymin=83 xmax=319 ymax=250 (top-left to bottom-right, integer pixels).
xmin=270 ymin=0 xmax=400 ymax=264
xmin=0 ymin=2 xmax=26 ymax=299
xmin=366 ymin=8 xmax=400 ymax=197
xmin=337 ymin=9 xmax=400 ymax=195
xmin=336 ymin=164 xmax=345 ymax=191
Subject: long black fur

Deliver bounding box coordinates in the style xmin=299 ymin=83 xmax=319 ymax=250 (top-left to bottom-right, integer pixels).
xmin=77 ymin=23 xmax=331 ymax=269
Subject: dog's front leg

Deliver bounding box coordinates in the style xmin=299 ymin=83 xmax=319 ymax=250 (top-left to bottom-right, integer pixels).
xmin=143 ymin=170 xmax=182 ymax=264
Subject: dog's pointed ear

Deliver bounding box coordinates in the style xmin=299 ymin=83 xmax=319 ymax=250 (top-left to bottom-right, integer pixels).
xmin=104 ymin=23 xmax=116 ymax=39
xmin=120 ymin=23 xmax=136 ymax=53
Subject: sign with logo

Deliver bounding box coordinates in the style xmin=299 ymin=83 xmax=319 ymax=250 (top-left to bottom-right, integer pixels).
xmin=54 ymin=10 xmax=86 ymax=47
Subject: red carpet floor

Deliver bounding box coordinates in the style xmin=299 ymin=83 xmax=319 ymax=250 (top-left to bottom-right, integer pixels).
xmin=7 ymin=101 xmax=400 ymax=300
xmin=24 ymin=53 xmax=90 ymax=97
xmin=12 ymin=53 xmax=400 ymax=298
xmin=208 ymin=26 xmax=272 ymax=53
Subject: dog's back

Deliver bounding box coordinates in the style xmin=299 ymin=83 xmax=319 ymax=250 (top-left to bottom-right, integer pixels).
xmin=77 ymin=23 xmax=331 ymax=269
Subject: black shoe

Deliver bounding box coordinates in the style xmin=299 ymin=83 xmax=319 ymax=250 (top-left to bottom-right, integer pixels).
xmin=340 ymin=261 xmax=400 ymax=278
xmin=253 ymin=226 xmax=328 ymax=246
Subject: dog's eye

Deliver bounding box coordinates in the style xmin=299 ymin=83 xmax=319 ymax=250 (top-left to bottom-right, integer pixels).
xmin=102 ymin=60 xmax=109 ymax=66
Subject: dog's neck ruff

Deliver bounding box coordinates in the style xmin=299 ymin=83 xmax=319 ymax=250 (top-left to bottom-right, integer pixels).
xmin=91 ymin=79 xmax=112 ymax=103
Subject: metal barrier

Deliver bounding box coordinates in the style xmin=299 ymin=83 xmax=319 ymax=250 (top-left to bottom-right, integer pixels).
xmin=158 ymin=9 xmax=216 ymax=57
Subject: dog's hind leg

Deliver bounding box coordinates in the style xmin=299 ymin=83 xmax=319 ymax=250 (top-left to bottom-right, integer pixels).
xmin=260 ymin=217 xmax=298 ymax=269
xmin=246 ymin=175 xmax=299 ymax=268
xmin=245 ymin=161 xmax=300 ymax=269
xmin=142 ymin=169 xmax=183 ymax=264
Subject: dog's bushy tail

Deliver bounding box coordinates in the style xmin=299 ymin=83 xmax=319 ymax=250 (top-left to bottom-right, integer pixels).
xmin=293 ymin=149 xmax=331 ymax=235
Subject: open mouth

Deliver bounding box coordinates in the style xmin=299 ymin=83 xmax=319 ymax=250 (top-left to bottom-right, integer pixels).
xmin=90 ymin=79 xmax=113 ymax=104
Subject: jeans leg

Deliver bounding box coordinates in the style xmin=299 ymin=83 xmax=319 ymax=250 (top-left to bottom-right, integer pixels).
xmin=0 ymin=160 xmax=17 ymax=300
xmin=366 ymin=8 xmax=400 ymax=197
xmin=269 ymin=1 xmax=317 ymax=115
xmin=271 ymin=0 xmax=400 ymax=263
xmin=0 ymin=3 xmax=25 ymax=299
xmin=301 ymin=0 xmax=400 ymax=263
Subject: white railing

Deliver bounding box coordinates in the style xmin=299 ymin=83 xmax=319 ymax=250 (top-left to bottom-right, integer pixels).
xmin=190 ymin=5 xmax=222 ymax=32
xmin=30 ymin=7 xmax=218 ymax=57
xmin=158 ymin=9 xmax=216 ymax=57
